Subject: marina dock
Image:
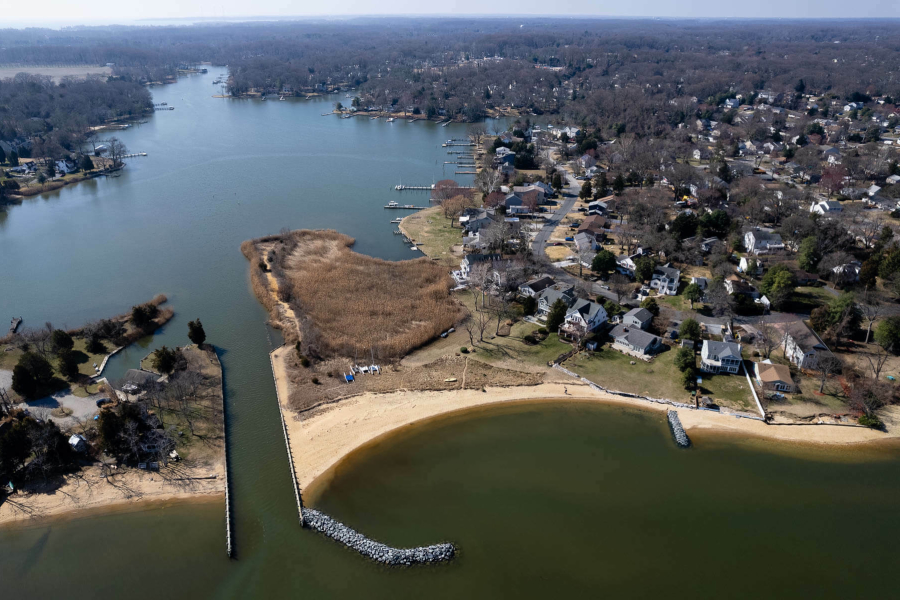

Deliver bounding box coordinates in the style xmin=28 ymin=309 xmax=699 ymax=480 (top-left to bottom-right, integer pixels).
xmin=9 ymin=317 xmax=22 ymax=335
xmin=385 ymin=204 xmax=428 ymax=209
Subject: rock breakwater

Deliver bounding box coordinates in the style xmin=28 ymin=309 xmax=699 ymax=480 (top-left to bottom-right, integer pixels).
xmin=667 ymin=410 xmax=691 ymax=447
xmin=301 ymin=508 xmax=456 ymax=565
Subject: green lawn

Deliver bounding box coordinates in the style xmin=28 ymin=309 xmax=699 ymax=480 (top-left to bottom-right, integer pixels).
xmin=406 ymin=291 xmax=573 ymax=369
xmin=565 ymin=344 xmax=755 ymax=411
xmin=400 ymin=206 xmax=462 ymax=260
xmin=783 ymin=285 xmax=835 ymax=314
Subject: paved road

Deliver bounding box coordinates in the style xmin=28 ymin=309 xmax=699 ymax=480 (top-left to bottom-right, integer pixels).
xmin=531 ymin=171 xmax=580 ymax=257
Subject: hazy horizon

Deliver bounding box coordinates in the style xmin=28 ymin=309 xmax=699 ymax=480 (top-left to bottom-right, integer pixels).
xmin=3 ymin=0 xmax=899 ymax=29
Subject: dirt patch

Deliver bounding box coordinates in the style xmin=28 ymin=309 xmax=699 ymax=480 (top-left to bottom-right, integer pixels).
xmin=283 ymin=350 xmax=543 ymax=412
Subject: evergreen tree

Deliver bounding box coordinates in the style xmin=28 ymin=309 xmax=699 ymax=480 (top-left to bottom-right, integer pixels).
xmin=798 ymin=236 xmax=820 ymax=272
xmin=546 ymin=299 xmax=568 ymax=332
xmin=579 ymin=180 xmax=592 ymax=200
xmin=11 ymin=364 xmax=37 ymax=399
xmin=678 ymin=318 xmax=701 ymax=341
xmin=58 ymin=350 xmax=80 ymax=381
xmin=591 ymin=250 xmax=616 ymax=274
xmin=151 ymin=346 xmax=179 ymax=374
xmin=640 ymin=297 xmax=660 ymax=316
xmin=683 ymin=283 xmax=703 ymax=309
xmin=613 ymin=173 xmax=625 ymax=195
xmin=188 ymin=319 xmax=207 ymax=347
xmin=674 ymin=346 xmax=696 ymax=372
xmin=51 ymin=329 xmax=74 ymax=353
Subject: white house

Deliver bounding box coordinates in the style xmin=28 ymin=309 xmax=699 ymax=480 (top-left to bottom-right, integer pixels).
xmin=560 ymin=299 xmax=608 ymax=340
xmin=616 ymin=255 xmax=638 ymax=278
xmin=700 ymin=340 xmax=742 ymax=374
xmin=886 ymin=174 xmax=900 ymax=185
xmin=744 ymin=230 xmax=785 ymax=255
xmin=650 ymin=264 xmax=681 ymax=296
xmin=738 ymin=256 xmax=763 ymax=276
xmin=460 ymin=253 xmax=502 ymax=280
xmin=778 ymin=321 xmax=831 ymax=369
xmin=810 ymin=199 xmax=843 ymax=215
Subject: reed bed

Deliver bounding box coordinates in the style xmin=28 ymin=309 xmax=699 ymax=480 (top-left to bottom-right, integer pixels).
xmin=245 ymin=230 xmax=463 ymax=360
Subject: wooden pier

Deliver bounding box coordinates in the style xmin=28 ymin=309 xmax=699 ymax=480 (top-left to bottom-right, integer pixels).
xmin=9 ymin=317 xmax=22 ymax=335
xmin=385 ymin=205 xmax=429 ymax=209
xmin=442 ymin=142 xmax=474 ymax=147
xmin=394 ymin=185 xmax=433 ymax=191
xmin=455 ymin=171 xmax=477 ymax=174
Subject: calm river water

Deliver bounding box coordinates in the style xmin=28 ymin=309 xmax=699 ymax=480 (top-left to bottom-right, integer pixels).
xmin=1 ymin=71 xmax=899 ymax=598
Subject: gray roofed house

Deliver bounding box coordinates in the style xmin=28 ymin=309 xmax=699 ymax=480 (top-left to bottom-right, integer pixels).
xmin=519 ymin=276 xmax=555 ymax=297
xmin=623 ymin=307 xmax=653 ymax=330
xmin=609 ymin=324 xmax=662 ymax=357
xmin=744 ymin=230 xmax=785 ymax=255
xmin=460 ymin=253 xmax=503 ymax=278
xmin=574 ymin=232 xmax=599 ymax=253
xmin=560 ymin=299 xmax=608 ymax=340
xmin=650 ymin=263 xmax=681 ymax=296
xmin=537 ymin=284 xmax=577 ymax=316
xmin=700 ymin=340 xmax=742 ymax=374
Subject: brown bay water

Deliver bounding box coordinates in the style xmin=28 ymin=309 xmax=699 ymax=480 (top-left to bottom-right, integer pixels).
xmin=1 ymin=71 xmax=899 ymax=598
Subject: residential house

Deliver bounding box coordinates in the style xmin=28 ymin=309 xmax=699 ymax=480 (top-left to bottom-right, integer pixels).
xmin=744 ymin=230 xmax=785 ymax=255
xmin=616 ymin=254 xmax=638 ymax=278
xmin=622 ymin=307 xmax=653 ymax=330
xmin=868 ymin=184 xmax=882 ymax=197
xmin=778 ymin=321 xmax=831 ymax=369
xmin=578 ymin=215 xmax=608 ymax=243
xmin=650 ymin=264 xmax=681 ymax=296
xmin=574 ymin=232 xmax=599 ymax=253
xmin=692 ymin=148 xmax=711 ymax=161
xmin=700 ymin=237 xmax=721 ymax=253
xmin=586 ymin=200 xmax=608 ymax=215
xmin=560 ymin=299 xmax=608 ymax=340
xmin=700 ymin=340 xmax=743 ymax=374
xmin=810 ymin=199 xmax=843 ymax=215
xmin=460 ymin=253 xmax=503 ymax=279
xmin=887 ymin=174 xmax=900 ymax=185
xmin=68 ymin=434 xmax=88 ymax=453
xmin=738 ymin=256 xmax=763 ymax=276
xmin=754 ymin=361 xmax=796 ymax=393
xmin=725 ymin=275 xmax=759 ymax=298
xmin=832 ymin=261 xmax=861 ymax=285
xmin=537 ymin=284 xmax=576 ymax=316
xmin=792 ymin=270 xmax=819 ymax=286
xmin=609 ymin=325 xmax=662 ymax=357
xmin=519 ymin=276 xmax=555 ymax=298
xmin=580 ymin=154 xmax=597 ymax=170
xmin=690 ymin=276 xmax=708 ymax=290
xmin=724 ymin=98 xmax=741 ymax=109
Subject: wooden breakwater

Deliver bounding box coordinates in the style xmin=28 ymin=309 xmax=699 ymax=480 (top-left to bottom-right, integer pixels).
xmin=269 ymin=348 xmax=305 ymax=526
xmin=211 ymin=347 xmax=235 ymax=559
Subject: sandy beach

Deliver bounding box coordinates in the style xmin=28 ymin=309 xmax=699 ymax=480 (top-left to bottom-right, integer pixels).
xmin=0 ymin=462 xmax=224 ymax=527
xmin=269 ymin=346 xmax=900 ymax=498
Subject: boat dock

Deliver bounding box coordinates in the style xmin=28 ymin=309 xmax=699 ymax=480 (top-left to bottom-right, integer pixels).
xmin=121 ymin=153 xmax=148 ymax=158
xmin=455 ymin=171 xmax=477 ymax=174
xmin=385 ymin=204 xmax=428 ymax=209
xmin=9 ymin=317 xmax=22 ymax=335
xmin=394 ymin=185 xmax=433 ymax=191
xmin=442 ymin=142 xmax=474 ymax=147
xmin=154 ymin=106 xmax=175 ymax=111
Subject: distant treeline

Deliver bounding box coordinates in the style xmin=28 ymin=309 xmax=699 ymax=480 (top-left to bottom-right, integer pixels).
xmin=2 ymin=19 xmax=900 ymax=131
xmin=0 ymin=75 xmax=152 ymax=154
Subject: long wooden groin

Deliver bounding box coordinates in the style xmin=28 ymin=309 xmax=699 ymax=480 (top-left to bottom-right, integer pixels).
xmin=269 ymin=348 xmax=305 ymax=526
xmin=212 ymin=348 xmax=235 ymax=558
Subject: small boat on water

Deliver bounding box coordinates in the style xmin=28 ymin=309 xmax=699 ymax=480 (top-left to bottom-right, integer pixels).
xmin=441 ymin=121 xmax=451 ymax=127
xmin=390 ymin=218 xmax=402 ymax=223
xmin=370 ymin=116 xmax=379 ymax=120
xmin=341 ymin=114 xmax=352 ymax=119
xmin=279 ymin=95 xmax=285 ymax=101
xmin=386 ymin=117 xmax=395 ymax=122
xmin=387 ymin=200 xmax=399 ymax=207
xmin=407 ymin=119 xmax=415 ymax=123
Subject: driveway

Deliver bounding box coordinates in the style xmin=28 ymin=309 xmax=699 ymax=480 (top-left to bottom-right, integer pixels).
xmin=17 ymin=388 xmax=102 ymax=428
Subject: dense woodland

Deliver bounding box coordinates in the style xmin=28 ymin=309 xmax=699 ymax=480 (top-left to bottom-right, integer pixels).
xmin=0 ymin=75 xmax=151 ymax=152
xmin=3 ymin=19 xmax=900 ymax=130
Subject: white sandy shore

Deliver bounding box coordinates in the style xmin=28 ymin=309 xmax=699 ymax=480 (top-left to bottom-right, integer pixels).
xmin=0 ymin=462 xmax=224 ymax=527
xmin=269 ymin=347 xmax=900 ymax=499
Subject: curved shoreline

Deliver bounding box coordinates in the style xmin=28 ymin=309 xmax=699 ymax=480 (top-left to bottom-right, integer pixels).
xmin=267 ymin=347 xmax=900 ymax=507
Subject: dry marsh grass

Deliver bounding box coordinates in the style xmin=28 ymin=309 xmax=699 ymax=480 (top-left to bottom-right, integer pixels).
xmin=244 ymin=229 xmax=464 ymax=359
